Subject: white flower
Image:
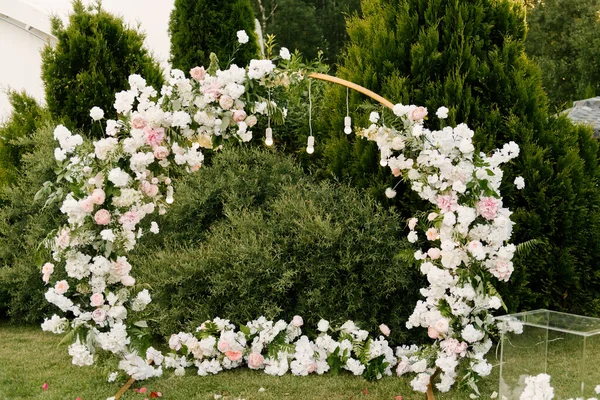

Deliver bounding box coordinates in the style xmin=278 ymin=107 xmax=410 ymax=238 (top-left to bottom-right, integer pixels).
xmin=108 ymin=168 xmax=130 ymax=188
xmin=514 ymin=176 xmax=525 ymax=190
xmin=150 ymin=222 xmax=159 ymax=234
xmin=436 ymin=106 xmax=449 ymax=119
xmin=462 ymin=324 xmax=485 ymax=343
xmin=369 ymin=112 xmax=380 ymax=123
xmin=393 ymin=103 xmax=409 ymax=117
xmin=101 ymin=229 xmax=116 ymax=242
xmin=41 ymin=315 xmax=68 ymax=334
xmin=68 ymin=339 xmax=94 ymax=366
xmin=408 ymin=231 xmax=418 ymax=243
xmin=107 ymin=372 xmax=118 ymax=382
xmin=131 ymin=289 xmax=152 ymax=311
xmin=279 ymin=47 xmax=291 ymax=60
xmin=317 ymin=319 xmax=330 ymax=332
xmin=248 ymin=59 xmax=275 ymax=80
xmin=385 ymin=187 xmax=397 ymax=198
xmin=237 ymin=30 xmax=249 ymax=44
xmin=90 ymin=106 xmax=105 ymax=121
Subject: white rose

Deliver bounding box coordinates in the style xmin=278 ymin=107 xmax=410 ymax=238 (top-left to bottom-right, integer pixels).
xmin=237 ymin=30 xmax=249 ymax=44
xmin=90 ymin=106 xmax=105 ymax=121
xmin=317 ymin=319 xmax=329 ymax=332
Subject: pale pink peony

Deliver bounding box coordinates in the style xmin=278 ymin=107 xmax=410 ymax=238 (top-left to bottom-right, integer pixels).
xmin=92 ymin=308 xmax=107 ymax=323
xmin=190 ymin=66 xmax=206 ymax=82
xmin=292 ymin=315 xmax=304 ymax=327
xmin=425 ymin=228 xmax=439 ymax=241
xmin=121 ymin=275 xmax=136 ymax=286
xmin=441 ymin=338 xmax=468 ymax=356
xmin=436 ymin=193 xmax=458 ymax=213
xmin=489 ymin=259 xmax=513 ymax=282
xmin=410 ymin=106 xmax=428 ymax=121
xmin=144 ymin=127 xmax=165 ymax=147
xmin=153 ymin=146 xmax=169 ymax=160
xmin=112 ymin=257 xmax=132 ymax=276
xmin=54 ymin=280 xmax=69 ymax=295
xmin=476 ymin=197 xmax=500 ymax=220
xmin=428 ymin=326 xmax=440 ymax=339
xmin=169 ymin=334 xmax=182 ymax=351
xmin=90 ymin=293 xmax=104 ymax=307
xmin=119 ymin=211 xmax=141 ymax=231
xmin=141 ymin=181 xmax=159 ymax=197
xmin=219 ymin=95 xmax=234 ymax=110
xmin=79 ymin=198 xmax=94 ymax=213
xmin=232 ymin=110 xmax=247 ymax=122
xmin=225 ymin=350 xmax=243 ymax=362
xmin=379 ymin=324 xmax=391 ymax=337
xmin=396 ymin=359 xmax=410 ymax=376
xmin=91 ymin=189 xmax=106 ymax=205
xmin=217 ymin=340 xmax=230 ymax=353
xmin=248 ymin=352 xmax=264 ymax=369
xmin=131 ymin=115 xmax=147 ymax=130
xmin=94 ymin=209 xmax=111 ymax=225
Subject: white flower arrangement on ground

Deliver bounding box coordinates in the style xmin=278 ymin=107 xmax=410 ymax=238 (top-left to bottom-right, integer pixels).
xmin=39 ymin=31 xmax=526 ymax=395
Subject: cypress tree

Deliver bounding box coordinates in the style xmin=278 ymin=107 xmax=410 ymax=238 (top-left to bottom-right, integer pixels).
xmin=41 ymin=1 xmax=163 ymax=138
xmin=319 ymin=0 xmax=600 ymax=315
xmin=169 ymin=0 xmax=260 ymax=72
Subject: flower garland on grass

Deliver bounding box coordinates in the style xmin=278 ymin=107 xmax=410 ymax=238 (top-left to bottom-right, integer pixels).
xmin=39 ymin=30 xmax=524 ymax=396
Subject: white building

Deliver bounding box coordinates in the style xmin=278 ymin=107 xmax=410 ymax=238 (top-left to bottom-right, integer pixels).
xmin=0 ymin=0 xmax=57 ymax=120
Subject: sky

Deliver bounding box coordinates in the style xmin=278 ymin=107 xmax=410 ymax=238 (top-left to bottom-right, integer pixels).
xmin=23 ymin=0 xmax=175 ymax=66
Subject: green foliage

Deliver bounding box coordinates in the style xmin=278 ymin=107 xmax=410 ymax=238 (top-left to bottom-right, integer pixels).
xmin=0 ymin=92 xmax=49 ymax=187
xmin=169 ymin=0 xmax=260 ymax=72
xmin=0 ymin=124 xmax=64 ymax=322
xmin=41 ymin=0 xmax=163 ymax=138
xmin=318 ymin=0 xmax=600 ymax=315
xmin=130 ymin=146 xmax=423 ymax=344
xmin=526 ymin=0 xmax=600 ymax=110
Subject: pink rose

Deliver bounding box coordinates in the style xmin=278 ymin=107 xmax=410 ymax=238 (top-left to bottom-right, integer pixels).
xmin=248 ymin=352 xmax=264 ymax=369
xmin=190 ymin=164 xmax=201 ymax=172
xmin=219 ymin=95 xmax=234 ymax=110
xmin=425 ymin=228 xmax=439 ymax=241
xmin=225 ymin=350 xmax=243 ymax=362
xmin=55 ymin=228 xmax=70 ymax=249
xmin=436 ymin=193 xmax=458 ymax=213
xmin=121 ymin=275 xmax=136 ymax=286
xmin=391 ymin=168 xmax=401 ymax=177
xmin=232 ymin=110 xmax=247 ymax=122
xmin=79 ymin=198 xmax=94 ymax=213
xmin=396 ymin=359 xmax=410 ymax=376
xmin=201 ymin=81 xmax=221 ymax=99
xmin=165 ymin=177 xmax=172 ymax=185
xmin=94 ymin=209 xmax=111 ymax=225
xmin=190 ymin=66 xmax=206 ymax=82
xmin=151 ymin=177 xmax=159 ymax=184
xmin=476 ymin=197 xmax=500 ymax=220
xmin=428 ymin=326 xmax=440 ymax=339
xmin=92 ymin=308 xmax=107 ymax=323
xmin=307 ymin=363 xmax=317 ymax=374
xmin=153 ymin=146 xmax=170 ymax=160
xmin=379 ymin=324 xmax=391 ymax=337
xmin=410 ymin=106 xmax=428 ymax=121
xmin=217 ymin=340 xmax=230 ymax=353
xmin=91 ymin=189 xmax=106 ymax=205
xmin=131 ymin=115 xmax=147 ymax=130
xmin=54 ymin=280 xmax=69 ymax=295
xmin=119 ymin=211 xmax=141 ymax=231
xmin=112 ymin=257 xmax=132 ymax=276
xmin=169 ymin=334 xmax=182 ymax=351
xmin=427 ymin=248 xmax=441 ymax=260
xmin=42 ymin=262 xmax=54 ymax=275
xmin=291 ymin=315 xmax=304 ymax=327
xmin=144 ymin=127 xmax=165 ymax=147
xmin=90 ymin=293 xmax=104 ymax=307
xmin=141 ymin=181 xmax=159 ymax=197
xmin=245 ymin=115 xmax=258 ymax=127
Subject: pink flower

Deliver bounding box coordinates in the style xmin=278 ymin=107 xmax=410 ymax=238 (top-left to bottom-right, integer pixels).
xmin=307 ymin=363 xmax=317 ymax=374
xmin=144 ymin=127 xmax=165 ymax=147
xmin=54 ymin=280 xmax=69 ymax=295
xmin=79 ymin=198 xmax=94 ymax=213
xmin=42 ymin=382 xmax=49 ymax=391
xmin=190 ymin=66 xmax=206 ymax=82
xmin=153 ymin=146 xmax=169 ymax=160
xmin=408 ymin=218 xmax=418 ymax=231
xmin=169 ymin=334 xmax=181 ymax=351
xmin=217 ymin=340 xmax=230 ymax=353
xmin=121 ymin=275 xmax=136 ymax=286
xmin=91 ymin=188 xmax=106 ymax=205
xmin=425 ymin=228 xmax=439 ymax=241
xmin=427 ymin=248 xmax=441 ymax=260
xmin=201 ymin=81 xmax=222 ymax=99
xmin=219 ymin=95 xmax=234 ymax=110
xmin=55 ymin=228 xmax=71 ymax=249
xmin=291 ymin=315 xmax=304 ymax=327
xmin=391 ymin=168 xmax=401 ymax=177
xmin=42 ymin=273 xmax=51 ymax=284
xmin=225 ymin=350 xmax=243 ymax=361
xmin=488 ymin=259 xmax=513 ymax=282
xmin=427 ymin=212 xmax=438 ymax=221
xmin=245 ymin=115 xmax=257 ymax=127
xmin=119 ymin=211 xmax=141 ymax=231
xmin=410 ymin=106 xmax=428 ymax=121
xmin=232 ymin=110 xmax=247 ymax=122
xmin=428 ymin=326 xmax=440 ymax=339
xmin=131 ymin=115 xmax=147 ymax=130
xmin=90 ymin=293 xmax=104 ymax=307
xmin=112 ymin=257 xmax=132 ymax=276
xmin=139 ymin=387 xmax=147 ymax=394
xmin=92 ymin=308 xmax=107 ymax=323
xmin=436 ymin=193 xmax=458 ymax=213
xmin=94 ymin=209 xmax=111 ymax=225
xmin=42 ymin=263 xmax=54 ymax=275
xmin=141 ymin=181 xmax=159 ymax=197
xmin=396 ymin=359 xmax=409 ymax=376
xmin=476 ymin=197 xmax=500 ymax=220
xmin=248 ymin=352 xmax=264 ymax=369
xmin=379 ymin=324 xmax=390 ymax=336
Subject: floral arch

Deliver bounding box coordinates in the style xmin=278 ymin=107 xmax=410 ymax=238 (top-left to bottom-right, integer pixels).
xmin=39 ymin=41 xmax=524 ymax=400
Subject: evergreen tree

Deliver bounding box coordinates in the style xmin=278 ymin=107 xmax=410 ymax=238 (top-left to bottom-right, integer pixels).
xmin=169 ymin=0 xmax=260 ymax=72
xmin=41 ymin=1 xmax=163 ymax=138
xmin=319 ymin=0 xmax=600 ymax=315
xmin=525 ymin=0 xmax=600 ymax=110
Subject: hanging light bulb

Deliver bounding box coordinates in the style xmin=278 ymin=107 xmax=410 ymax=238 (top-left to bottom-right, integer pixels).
xmin=265 ymin=127 xmax=273 ymax=146
xmin=306 ymin=135 xmax=315 ymax=154
xmin=344 ymin=116 xmax=352 ymax=135
xmin=380 ymin=158 xmax=388 ymax=167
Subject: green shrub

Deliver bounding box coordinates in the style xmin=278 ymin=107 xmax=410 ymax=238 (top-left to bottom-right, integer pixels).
xmin=130 ymin=147 xmax=423 ymax=344
xmin=41 ymin=0 xmax=163 ymax=138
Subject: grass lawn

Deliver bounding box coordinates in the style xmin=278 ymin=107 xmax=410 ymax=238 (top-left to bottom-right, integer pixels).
xmin=0 ymin=322 xmax=498 ymax=400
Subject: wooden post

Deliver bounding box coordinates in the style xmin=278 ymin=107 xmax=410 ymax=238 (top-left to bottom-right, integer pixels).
xmin=425 ymin=368 xmax=441 ymax=400
xmin=114 ymin=377 xmax=135 ymax=399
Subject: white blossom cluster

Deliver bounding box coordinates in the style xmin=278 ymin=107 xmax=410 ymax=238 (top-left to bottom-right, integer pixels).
xmin=155 ymin=317 xmax=396 ymax=380
xmin=358 ymin=104 xmax=523 ymax=392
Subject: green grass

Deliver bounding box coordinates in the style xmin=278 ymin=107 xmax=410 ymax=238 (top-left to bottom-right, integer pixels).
xmin=0 ymin=322 xmax=497 ymax=400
